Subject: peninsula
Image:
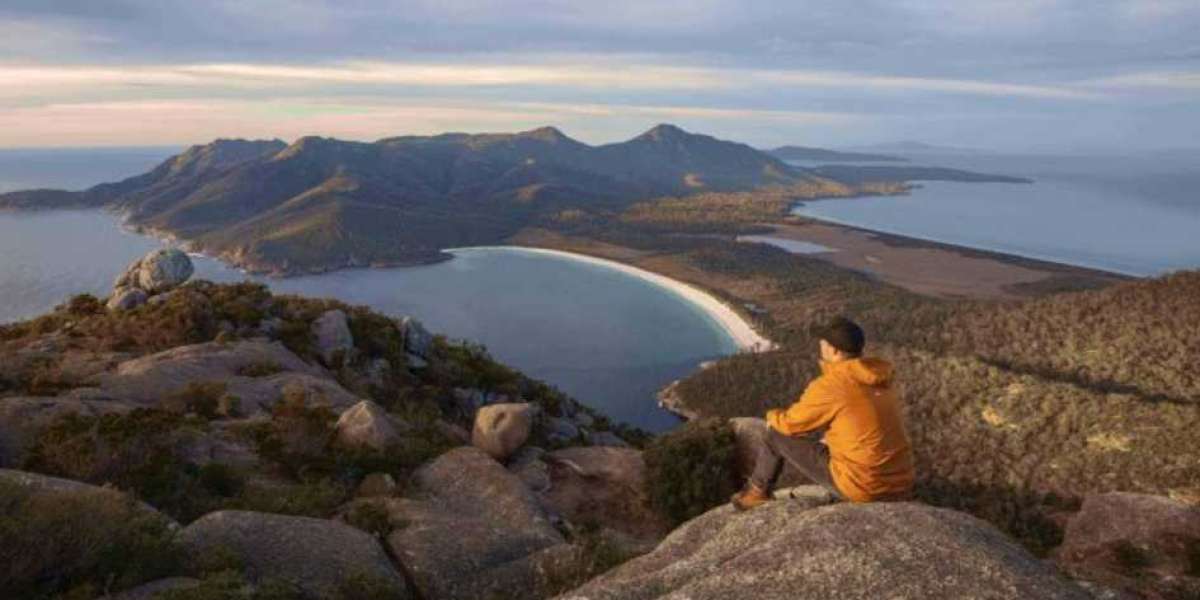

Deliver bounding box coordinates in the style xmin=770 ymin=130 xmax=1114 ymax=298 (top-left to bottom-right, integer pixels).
xmin=0 ymin=125 xmax=1026 ymax=277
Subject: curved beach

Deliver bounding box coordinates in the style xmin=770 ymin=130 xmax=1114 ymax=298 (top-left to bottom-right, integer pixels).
xmin=449 ymin=246 xmax=775 ymax=353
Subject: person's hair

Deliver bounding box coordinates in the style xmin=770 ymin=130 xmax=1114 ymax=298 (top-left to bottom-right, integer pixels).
xmin=812 ymin=316 xmax=865 ymax=357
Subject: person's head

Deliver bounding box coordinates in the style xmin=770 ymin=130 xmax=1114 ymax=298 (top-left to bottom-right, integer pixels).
xmin=812 ymin=316 xmax=865 ymax=363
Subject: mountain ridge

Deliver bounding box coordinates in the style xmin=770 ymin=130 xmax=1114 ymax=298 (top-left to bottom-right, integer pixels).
xmin=0 ymin=125 xmax=832 ymax=275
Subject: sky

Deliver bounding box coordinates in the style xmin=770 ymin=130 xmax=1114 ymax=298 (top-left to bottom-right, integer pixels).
xmin=1 ymin=0 xmax=1198 ymax=152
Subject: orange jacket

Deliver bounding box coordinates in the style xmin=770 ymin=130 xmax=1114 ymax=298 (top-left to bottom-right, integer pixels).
xmin=766 ymin=357 xmax=914 ymax=502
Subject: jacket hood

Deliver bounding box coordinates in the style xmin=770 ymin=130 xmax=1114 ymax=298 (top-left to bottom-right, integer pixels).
xmin=824 ymin=357 xmax=894 ymax=386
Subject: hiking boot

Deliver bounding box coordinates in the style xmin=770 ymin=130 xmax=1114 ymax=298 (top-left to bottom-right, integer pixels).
xmin=731 ymin=484 xmax=772 ymax=511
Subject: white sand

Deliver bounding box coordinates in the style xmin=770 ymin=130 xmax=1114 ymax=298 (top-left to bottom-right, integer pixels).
xmin=449 ymin=246 xmax=775 ymax=353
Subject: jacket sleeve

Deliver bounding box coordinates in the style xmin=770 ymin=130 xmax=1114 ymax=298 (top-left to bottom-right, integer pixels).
xmin=766 ymin=377 xmax=840 ymax=436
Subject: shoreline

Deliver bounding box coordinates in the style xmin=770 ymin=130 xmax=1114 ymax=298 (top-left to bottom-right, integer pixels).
xmin=449 ymin=245 xmax=776 ymax=354
xmin=788 ymin=200 xmax=1145 ymax=279
xmin=756 ymin=219 xmax=1129 ymax=299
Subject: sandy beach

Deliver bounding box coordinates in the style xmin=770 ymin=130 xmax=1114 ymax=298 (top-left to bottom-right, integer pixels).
xmin=449 ymin=246 xmax=775 ymax=353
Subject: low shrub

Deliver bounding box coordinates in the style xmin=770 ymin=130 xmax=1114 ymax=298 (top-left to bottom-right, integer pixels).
xmin=642 ymin=418 xmax=740 ymax=526
xmin=197 ymin=463 xmax=246 ymax=498
xmin=252 ymin=392 xmax=339 ymax=479
xmin=168 ymin=381 xmax=230 ymax=419
xmin=232 ymin=479 xmax=349 ymax=519
xmin=0 ymin=480 xmax=181 ymax=599
xmin=25 ymin=409 xmax=190 ymax=503
xmin=22 ymin=409 xmax=229 ymax=522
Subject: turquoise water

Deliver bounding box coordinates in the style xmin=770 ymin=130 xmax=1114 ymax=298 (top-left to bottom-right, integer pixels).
xmin=0 ymin=211 xmax=737 ymax=431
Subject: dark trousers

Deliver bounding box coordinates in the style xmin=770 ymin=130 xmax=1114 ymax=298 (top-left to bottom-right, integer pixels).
xmin=749 ymin=428 xmax=842 ymax=499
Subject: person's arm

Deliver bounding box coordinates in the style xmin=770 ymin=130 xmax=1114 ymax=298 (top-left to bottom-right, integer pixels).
xmin=766 ymin=377 xmax=840 ymax=436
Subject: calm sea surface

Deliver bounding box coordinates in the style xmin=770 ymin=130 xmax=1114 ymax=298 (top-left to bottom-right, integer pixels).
xmin=0 ymin=210 xmax=736 ymax=431
xmin=790 ymin=152 xmax=1200 ymax=276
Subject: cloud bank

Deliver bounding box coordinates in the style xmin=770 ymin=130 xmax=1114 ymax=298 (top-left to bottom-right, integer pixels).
xmin=1 ymin=0 xmax=1197 ymax=150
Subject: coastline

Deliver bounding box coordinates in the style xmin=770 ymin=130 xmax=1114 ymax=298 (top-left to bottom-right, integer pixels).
xmin=756 ymin=219 xmax=1129 ymax=300
xmin=788 ymin=207 xmax=1145 ymax=278
xmin=448 ymin=245 xmax=776 ymax=354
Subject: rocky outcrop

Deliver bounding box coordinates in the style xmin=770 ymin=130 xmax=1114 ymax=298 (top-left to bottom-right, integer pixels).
xmin=557 ymin=501 xmax=1091 ymax=600
xmin=68 ymin=339 xmax=361 ymax=414
xmin=399 ymin=316 xmax=433 ymax=358
xmin=509 ymin=446 xmax=552 ymax=492
xmin=107 ymin=287 xmax=149 ymax=311
xmin=473 ymin=402 xmax=538 ymax=460
xmin=546 ymin=416 xmax=581 ymax=443
xmin=335 ymin=400 xmax=407 ymax=451
xmin=178 ymin=510 xmax=409 ymax=599
xmin=312 ymin=309 xmax=354 ymax=367
xmin=356 ymin=473 xmax=399 ymax=498
xmin=386 ymin=447 xmax=569 ymax=600
xmin=0 ymin=468 xmax=168 ymax=521
xmin=108 ymin=248 xmax=194 ymax=310
xmin=542 ymin=447 xmax=669 ymax=541
xmin=1055 ymin=492 xmax=1200 ymax=598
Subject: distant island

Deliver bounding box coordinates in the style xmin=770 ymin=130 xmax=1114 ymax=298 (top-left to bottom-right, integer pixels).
xmin=0 ymin=124 xmax=1029 ymax=276
xmin=766 ymin=145 xmax=907 ymax=163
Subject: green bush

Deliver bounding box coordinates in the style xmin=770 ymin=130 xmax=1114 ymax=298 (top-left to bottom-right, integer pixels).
xmin=0 ymin=480 xmax=181 ymax=599
xmin=643 ymin=418 xmax=739 ymax=526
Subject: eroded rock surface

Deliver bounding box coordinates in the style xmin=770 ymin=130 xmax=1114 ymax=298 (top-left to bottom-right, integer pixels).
xmin=312 ymin=309 xmax=354 ymax=367
xmin=108 ymin=248 xmax=195 ymax=310
xmin=67 ymin=339 xmax=360 ymax=414
xmin=335 ymin=400 xmax=407 ymax=451
xmin=1055 ymin=492 xmax=1200 ymax=599
xmin=473 ymin=402 xmax=538 ymax=460
xmin=557 ymin=501 xmax=1092 ymax=600
xmin=179 ymin=510 xmax=409 ymax=599
xmin=543 ymin=446 xmax=668 ymax=541
xmin=386 ymin=447 xmax=567 ymax=600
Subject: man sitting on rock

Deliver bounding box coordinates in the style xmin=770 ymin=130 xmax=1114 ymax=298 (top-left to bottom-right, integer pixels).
xmin=732 ymin=316 xmax=914 ymax=510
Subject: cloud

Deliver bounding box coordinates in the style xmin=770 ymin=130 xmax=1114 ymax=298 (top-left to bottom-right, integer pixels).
xmin=0 ymin=60 xmax=1106 ymax=103
xmin=750 ymin=70 xmax=1097 ymax=100
xmin=1083 ymin=71 xmax=1200 ymax=90
xmin=1 ymin=1 xmax=1198 ymax=150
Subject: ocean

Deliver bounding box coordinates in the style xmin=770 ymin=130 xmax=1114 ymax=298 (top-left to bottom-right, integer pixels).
xmin=789 ymin=152 xmax=1200 ymax=276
